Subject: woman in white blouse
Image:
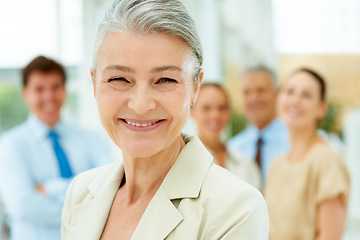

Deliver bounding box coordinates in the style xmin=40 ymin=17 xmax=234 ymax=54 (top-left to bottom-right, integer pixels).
xmin=191 ymin=83 xmax=260 ymax=189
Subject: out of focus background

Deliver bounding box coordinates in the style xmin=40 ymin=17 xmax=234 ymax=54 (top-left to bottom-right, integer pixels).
xmin=0 ymin=0 xmax=359 ymax=239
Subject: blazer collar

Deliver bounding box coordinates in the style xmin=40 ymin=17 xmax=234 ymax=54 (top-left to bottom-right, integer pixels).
xmin=87 ymin=134 xmax=213 ymax=199
xmin=88 ymin=160 xmax=124 ymax=197
xmin=131 ymin=184 xmax=183 ymax=239
xmin=77 ymin=161 xmax=124 ymax=240
xmin=83 ymin=134 xmax=213 ymax=240
xmin=133 ymin=134 xmax=214 ymax=239
xmin=162 ymin=134 xmax=214 ymax=199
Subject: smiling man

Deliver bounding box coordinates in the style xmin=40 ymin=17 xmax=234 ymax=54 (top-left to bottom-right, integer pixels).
xmin=228 ymin=66 xmax=290 ymax=184
xmin=0 ymin=56 xmax=113 ymax=240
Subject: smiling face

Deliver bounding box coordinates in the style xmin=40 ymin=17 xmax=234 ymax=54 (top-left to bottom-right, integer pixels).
xmin=241 ymin=70 xmax=277 ymax=130
xmin=191 ymin=86 xmax=231 ymax=140
xmin=22 ymin=71 xmax=66 ymax=127
xmin=277 ymin=71 xmax=327 ymax=131
xmin=92 ymin=31 xmax=201 ymax=158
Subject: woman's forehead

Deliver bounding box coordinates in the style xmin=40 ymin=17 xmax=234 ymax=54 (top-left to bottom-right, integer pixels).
xmin=285 ymin=73 xmax=323 ymax=99
xmin=288 ymin=72 xmax=320 ymax=89
xmin=199 ymin=87 xmax=228 ymax=104
xmin=96 ymin=31 xmax=194 ymax=73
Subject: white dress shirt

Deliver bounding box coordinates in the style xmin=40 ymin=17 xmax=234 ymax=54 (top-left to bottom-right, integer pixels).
xmin=0 ymin=114 xmax=114 ymax=240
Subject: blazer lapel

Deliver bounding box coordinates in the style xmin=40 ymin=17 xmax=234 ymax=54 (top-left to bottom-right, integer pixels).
xmin=164 ymin=134 xmax=214 ymax=199
xmin=86 ymin=180 xmax=121 ymax=239
xmin=71 ymin=161 xmax=124 ymax=240
xmin=69 ymin=135 xmax=212 ymax=240
xmin=131 ymin=185 xmax=183 ymax=240
xmin=131 ymin=135 xmax=213 ymax=240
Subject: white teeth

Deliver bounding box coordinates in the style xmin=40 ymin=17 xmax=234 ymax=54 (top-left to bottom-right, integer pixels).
xmin=125 ymin=120 xmax=159 ymax=127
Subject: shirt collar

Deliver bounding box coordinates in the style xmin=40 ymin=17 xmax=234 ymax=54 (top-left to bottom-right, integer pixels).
xmin=255 ymin=118 xmax=286 ymax=141
xmin=245 ymin=124 xmax=260 ymax=142
xmin=27 ymin=114 xmax=64 ymax=140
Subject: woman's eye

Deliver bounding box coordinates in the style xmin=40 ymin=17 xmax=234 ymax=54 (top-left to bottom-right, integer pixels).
xmin=106 ymin=77 xmax=132 ymax=91
xmin=201 ymin=106 xmax=211 ymax=112
xmin=154 ymin=78 xmax=178 ymax=91
xmin=302 ymin=92 xmax=312 ymax=99
xmin=285 ymin=88 xmax=293 ymax=95
xmin=109 ymin=77 xmax=130 ymax=83
xmin=157 ymin=78 xmax=178 ymax=84
xmin=219 ymin=105 xmax=229 ymax=111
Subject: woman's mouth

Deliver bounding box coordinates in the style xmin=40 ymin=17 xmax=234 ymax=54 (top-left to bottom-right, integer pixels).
xmin=119 ymin=118 xmax=166 ymax=131
xmin=121 ymin=119 xmax=164 ymax=127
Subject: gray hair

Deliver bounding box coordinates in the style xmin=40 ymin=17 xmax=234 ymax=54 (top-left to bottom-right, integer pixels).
xmin=93 ymin=0 xmax=203 ymax=82
xmin=244 ymin=65 xmax=278 ymax=87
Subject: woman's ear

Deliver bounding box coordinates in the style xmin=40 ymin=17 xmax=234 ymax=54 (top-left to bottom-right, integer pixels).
xmin=192 ymin=68 xmax=203 ymax=105
xmin=90 ymin=68 xmax=96 ymax=97
xmin=317 ymin=101 xmax=328 ymax=120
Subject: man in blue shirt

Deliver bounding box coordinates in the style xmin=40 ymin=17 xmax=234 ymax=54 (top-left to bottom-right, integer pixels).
xmin=228 ymin=66 xmax=290 ymax=183
xmin=0 ymin=56 xmax=114 ymax=240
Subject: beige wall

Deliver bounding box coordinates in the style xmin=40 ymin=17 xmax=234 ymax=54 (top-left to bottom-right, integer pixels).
xmin=223 ymin=60 xmax=244 ymax=114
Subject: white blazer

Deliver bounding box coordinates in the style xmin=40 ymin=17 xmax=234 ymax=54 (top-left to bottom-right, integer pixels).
xmin=61 ymin=135 xmax=269 ymax=239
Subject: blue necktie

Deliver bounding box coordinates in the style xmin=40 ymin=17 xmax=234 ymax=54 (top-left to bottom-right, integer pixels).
xmin=255 ymin=136 xmax=263 ymax=170
xmin=48 ymin=130 xmax=73 ymax=178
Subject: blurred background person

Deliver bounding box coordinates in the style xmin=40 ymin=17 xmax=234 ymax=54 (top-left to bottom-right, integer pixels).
xmin=191 ymin=83 xmax=260 ymax=189
xmin=264 ymin=68 xmax=350 ymax=240
xmin=0 ymin=56 xmax=113 ymax=240
xmin=228 ymin=66 xmax=290 ymax=184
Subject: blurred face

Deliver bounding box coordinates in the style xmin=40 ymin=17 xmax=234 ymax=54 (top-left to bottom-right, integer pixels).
xmin=277 ymin=72 xmax=327 ymax=130
xmin=22 ymin=71 xmax=66 ymax=127
xmin=241 ymin=70 xmax=277 ymax=129
xmin=191 ymin=86 xmax=231 ymax=140
xmin=92 ymin=31 xmax=201 ymax=158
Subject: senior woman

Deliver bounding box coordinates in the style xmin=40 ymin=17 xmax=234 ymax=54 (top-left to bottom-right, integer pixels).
xmin=61 ymin=0 xmax=268 ymax=239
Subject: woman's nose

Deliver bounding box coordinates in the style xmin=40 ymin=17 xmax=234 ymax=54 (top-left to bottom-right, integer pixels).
xmin=209 ymin=109 xmax=220 ymax=119
xmin=128 ymin=84 xmax=156 ymax=114
xmin=288 ymin=93 xmax=301 ymax=105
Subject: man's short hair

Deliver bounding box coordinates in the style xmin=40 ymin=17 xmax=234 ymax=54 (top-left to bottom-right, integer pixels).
xmin=244 ymin=65 xmax=277 ymax=86
xmin=22 ymin=56 xmax=66 ymax=87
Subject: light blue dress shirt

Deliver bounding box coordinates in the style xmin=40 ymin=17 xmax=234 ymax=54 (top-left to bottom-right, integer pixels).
xmin=228 ymin=118 xmax=290 ymax=182
xmin=0 ymin=115 xmax=114 ymax=240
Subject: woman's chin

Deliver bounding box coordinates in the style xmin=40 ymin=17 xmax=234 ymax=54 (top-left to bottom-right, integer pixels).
xmin=119 ymin=141 xmax=164 ymax=159
xmin=200 ymin=129 xmax=221 ymax=139
xmin=284 ymin=120 xmax=309 ymax=132
xmin=125 ymin=151 xmax=156 ymax=159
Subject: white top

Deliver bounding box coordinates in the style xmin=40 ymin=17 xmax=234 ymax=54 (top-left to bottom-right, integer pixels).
xmin=206 ymin=147 xmax=261 ymax=190
xmin=227 ymin=150 xmax=261 ymax=190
